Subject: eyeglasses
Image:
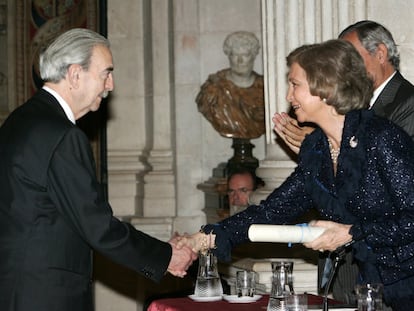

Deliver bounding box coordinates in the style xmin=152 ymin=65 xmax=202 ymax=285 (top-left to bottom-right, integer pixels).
xmin=227 ymin=187 xmax=253 ymax=196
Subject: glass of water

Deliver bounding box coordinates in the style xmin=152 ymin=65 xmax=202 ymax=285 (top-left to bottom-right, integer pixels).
xmin=355 ymin=283 xmax=383 ymax=311
xmin=194 ymin=251 xmax=223 ymax=297
xmin=286 ymin=294 xmax=307 ymax=311
xmin=236 ymin=270 xmax=256 ymax=297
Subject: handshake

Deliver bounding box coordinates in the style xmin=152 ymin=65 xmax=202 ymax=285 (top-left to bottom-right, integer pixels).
xmin=166 ymin=231 xmax=216 ymax=278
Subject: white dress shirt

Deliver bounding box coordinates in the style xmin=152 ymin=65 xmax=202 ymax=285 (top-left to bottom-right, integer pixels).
xmin=369 ymin=71 xmax=396 ymax=109
xmin=42 ymin=86 xmax=76 ymax=124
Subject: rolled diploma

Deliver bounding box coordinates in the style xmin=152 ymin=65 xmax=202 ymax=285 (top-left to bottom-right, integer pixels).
xmin=248 ymin=224 xmax=325 ymax=243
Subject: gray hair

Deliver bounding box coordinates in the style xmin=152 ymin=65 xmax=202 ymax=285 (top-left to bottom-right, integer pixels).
xmin=338 ymin=20 xmax=400 ymax=71
xmin=223 ymin=31 xmax=260 ymax=56
xmin=39 ymin=28 xmax=110 ymax=83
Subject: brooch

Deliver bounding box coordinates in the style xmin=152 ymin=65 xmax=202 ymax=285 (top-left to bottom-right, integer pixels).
xmin=349 ymin=136 xmax=358 ymax=148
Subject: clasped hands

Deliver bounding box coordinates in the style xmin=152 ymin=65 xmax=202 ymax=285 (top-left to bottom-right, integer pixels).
xmin=166 ymin=222 xmax=352 ymax=277
xmin=167 ymin=231 xmax=216 ymax=278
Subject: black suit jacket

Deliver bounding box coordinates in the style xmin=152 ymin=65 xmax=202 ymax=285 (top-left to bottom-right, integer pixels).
xmin=373 ymin=71 xmax=414 ymax=140
xmin=0 ymin=90 xmax=172 ymax=311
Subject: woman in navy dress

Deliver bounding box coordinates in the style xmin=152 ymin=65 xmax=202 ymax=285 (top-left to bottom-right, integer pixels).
xmin=180 ymin=39 xmax=414 ymax=310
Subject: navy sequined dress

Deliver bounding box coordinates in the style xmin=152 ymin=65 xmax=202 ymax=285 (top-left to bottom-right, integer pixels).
xmin=202 ymin=110 xmax=414 ymax=306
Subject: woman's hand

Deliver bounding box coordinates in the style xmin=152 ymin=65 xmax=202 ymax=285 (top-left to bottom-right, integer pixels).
xmin=174 ymin=231 xmax=216 ymax=254
xmin=303 ymin=220 xmax=353 ymax=252
xmin=272 ymin=112 xmax=314 ymax=154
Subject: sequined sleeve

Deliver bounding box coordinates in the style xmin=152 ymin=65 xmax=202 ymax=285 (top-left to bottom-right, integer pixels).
xmin=350 ymin=122 xmax=414 ymax=256
xmin=202 ymin=167 xmax=314 ymax=261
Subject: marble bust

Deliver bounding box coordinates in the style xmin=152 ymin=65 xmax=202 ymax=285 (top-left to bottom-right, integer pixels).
xmin=196 ymin=31 xmax=265 ymax=139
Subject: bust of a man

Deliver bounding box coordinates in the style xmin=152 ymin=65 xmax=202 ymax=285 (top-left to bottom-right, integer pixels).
xmin=196 ymin=31 xmax=265 ymax=139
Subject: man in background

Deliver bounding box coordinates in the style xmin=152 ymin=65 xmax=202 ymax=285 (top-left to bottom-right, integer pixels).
xmin=227 ymin=169 xmax=259 ymax=215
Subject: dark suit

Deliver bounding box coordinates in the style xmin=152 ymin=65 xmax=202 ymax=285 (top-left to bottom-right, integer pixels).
xmin=0 ymin=89 xmax=172 ymax=311
xmin=373 ymin=71 xmax=414 ymax=139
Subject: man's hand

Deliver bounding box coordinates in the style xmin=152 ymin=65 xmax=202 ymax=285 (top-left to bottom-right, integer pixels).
xmin=272 ymin=112 xmax=314 ymax=154
xmin=167 ymin=234 xmax=198 ymax=278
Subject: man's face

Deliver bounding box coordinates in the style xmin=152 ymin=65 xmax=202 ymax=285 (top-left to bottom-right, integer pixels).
xmin=74 ymin=45 xmax=114 ymax=119
xmin=227 ymin=173 xmax=254 ymax=206
xmin=342 ymin=31 xmax=382 ymax=89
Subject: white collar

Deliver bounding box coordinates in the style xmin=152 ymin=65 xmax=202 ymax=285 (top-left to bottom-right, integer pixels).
xmin=369 ymin=71 xmax=396 ymax=109
xmin=42 ymin=86 xmax=76 ymax=124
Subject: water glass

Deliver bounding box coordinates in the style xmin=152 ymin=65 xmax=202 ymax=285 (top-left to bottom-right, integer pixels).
xmin=194 ymin=276 xmax=222 ymax=297
xmin=267 ymin=296 xmax=288 ymax=311
xmin=270 ymin=261 xmax=294 ymax=298
xmin=267 ymin=261 xmax=294 ymax=311
xmin=236 ymin=270 xmax=256 ymax=297
xmin=355 ymin=283 xmax=383 ymax=311
xmin=286 ymin=294 xmax=308 ymax=311
xmin=194 ymin=251 xmax=223 ymax=297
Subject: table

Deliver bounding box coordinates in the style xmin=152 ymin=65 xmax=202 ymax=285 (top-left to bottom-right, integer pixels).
xmin=147 ymin=294 xmax=354 ymax=311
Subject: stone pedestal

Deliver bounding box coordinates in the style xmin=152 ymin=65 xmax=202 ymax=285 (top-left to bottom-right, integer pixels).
xmin=227 ymin=138 xmax=259 ymax=175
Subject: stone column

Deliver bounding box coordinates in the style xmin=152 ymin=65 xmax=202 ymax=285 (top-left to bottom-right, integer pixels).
xmin=106 ymin=0 xmax=149 ymax=217
xmin=142 ymin=0 xmax=177 ymax=219
xmin=172 ymin=0 xmax=210 ymax=234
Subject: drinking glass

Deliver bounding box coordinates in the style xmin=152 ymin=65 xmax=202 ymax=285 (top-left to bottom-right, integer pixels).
xmin=355 ymin=283 xmax=383 ymax=311
xmin=270 ymin=261 xmax=294 ymax=297
xmin=236 ymin=270 xmax=256 ymax=297
xmin=267 ymin=261 xmax=294 ymax=311
xmin=286 ymin=294 xmax=308 ymax=311
xmin=194 ymin=251 xmax=223 ymax=297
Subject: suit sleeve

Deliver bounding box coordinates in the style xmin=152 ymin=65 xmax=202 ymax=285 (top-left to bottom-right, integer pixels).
xmin=390 ymin=97 xmax=414 ymax=141
xmin=47 ymin=127 xmax=172 ymax=282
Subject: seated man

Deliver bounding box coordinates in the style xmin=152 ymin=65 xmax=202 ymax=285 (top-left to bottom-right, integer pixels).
xmin=227 ymin=168 xmax=261 ymax=215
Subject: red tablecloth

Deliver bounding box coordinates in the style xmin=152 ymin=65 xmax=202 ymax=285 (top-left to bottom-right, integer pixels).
xmin=147 ymin=294 xmax=346 ymax=311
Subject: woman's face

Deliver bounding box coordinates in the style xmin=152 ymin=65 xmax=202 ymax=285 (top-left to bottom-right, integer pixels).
xmin=286 ymin=62 xmax=325 ymax=123
xmin=228 ymin=45 xmax=255 ymax=77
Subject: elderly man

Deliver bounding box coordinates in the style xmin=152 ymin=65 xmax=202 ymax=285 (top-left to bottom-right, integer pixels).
xmin=0 ymin=28 xmax=196 ymax=311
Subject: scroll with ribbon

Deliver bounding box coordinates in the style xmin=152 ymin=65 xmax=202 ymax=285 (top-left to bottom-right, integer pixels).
xmin=248 ymin=224 xmax=325 ymax=243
